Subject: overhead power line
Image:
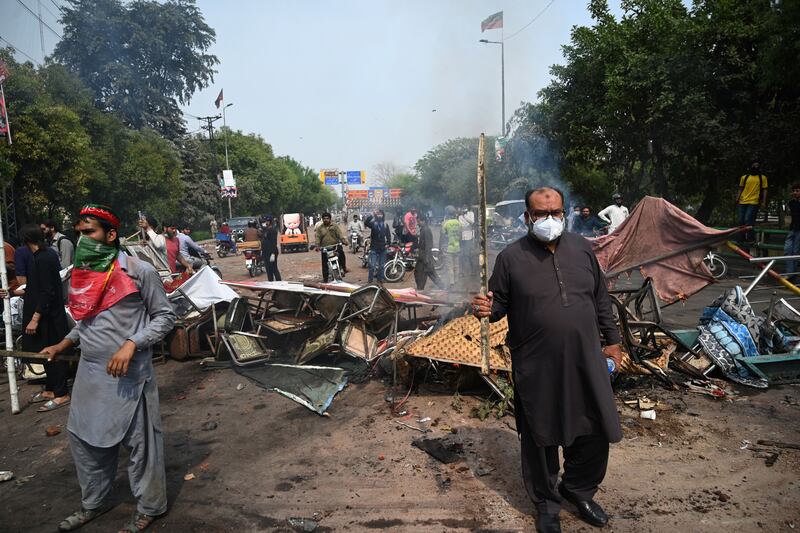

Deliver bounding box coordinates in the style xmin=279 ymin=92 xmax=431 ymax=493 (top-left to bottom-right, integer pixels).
xmin=504 ymin=0 xmax=557 ymax=41
xmin=49 ymin=0 xmax=66 ymax=13
xmin=0 ymin=35 xmax=42 ymax=65
xmin=13 ymin=0 xmax=63 ymax=39
xmin=40 ymin=1 xmax=60 ymax=21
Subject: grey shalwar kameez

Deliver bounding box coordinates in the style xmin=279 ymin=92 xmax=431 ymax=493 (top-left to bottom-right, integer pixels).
xmin=65 ymin=253 xmax=176 ymax=516
xmin=488 ymin=231 xmax=622 ymax=514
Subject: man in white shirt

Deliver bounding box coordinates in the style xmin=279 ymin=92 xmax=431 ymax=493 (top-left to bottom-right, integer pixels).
xmin=458 ymin=206 xmax=477 ymax=276
xmin=598 ymin=194 xmax=629 ymax=234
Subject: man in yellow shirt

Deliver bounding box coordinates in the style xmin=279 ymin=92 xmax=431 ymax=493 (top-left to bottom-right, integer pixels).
xmin=736 ymin=159 xmax=767 ymax=242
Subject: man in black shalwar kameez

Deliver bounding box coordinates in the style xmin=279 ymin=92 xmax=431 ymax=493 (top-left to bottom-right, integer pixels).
xmin=472 ymin=187 xmax=623 ymax=533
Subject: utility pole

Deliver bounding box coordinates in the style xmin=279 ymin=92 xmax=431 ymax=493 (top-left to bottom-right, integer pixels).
xmin=198 ymin=115 xmax=224 ymax=219
xmin=36 ymin=0 xmax=45 ymax=61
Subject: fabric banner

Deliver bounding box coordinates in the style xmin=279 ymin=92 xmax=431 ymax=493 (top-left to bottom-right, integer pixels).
xmin=68 ymin=260 xmax=138 ymax=321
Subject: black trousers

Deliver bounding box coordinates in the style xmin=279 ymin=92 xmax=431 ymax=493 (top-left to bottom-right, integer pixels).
xmin=320 ymin=247 xmax=346 ymax=282
xmin=516 ymin=399 xmax=610 ymax=515
xmin=414 ymin=261 xmax=444 ymax=290
xmin=44 ymin=360 xmax=69 ymax=398
xmin=266 ymin=258 xmax=281 ymax=281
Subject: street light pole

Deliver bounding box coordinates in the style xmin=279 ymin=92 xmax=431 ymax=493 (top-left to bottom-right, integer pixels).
xmin=222 ymin=103 xmax=233 ymax=219
xmin=479 ymin=39 xmax=506 ymax=135
xmin=500 ymin=39 xmax=505 ymax=135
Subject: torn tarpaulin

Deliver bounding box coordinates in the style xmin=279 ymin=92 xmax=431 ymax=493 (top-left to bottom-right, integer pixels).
xmin=592 ymin=197 xmax=740 ymax=303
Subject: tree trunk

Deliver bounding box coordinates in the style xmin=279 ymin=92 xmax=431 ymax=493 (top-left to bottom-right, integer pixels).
xmin=695 ymin=173 xmax=718 ymax=224
xmin=653 ymin=139 xmax=669 ymax=200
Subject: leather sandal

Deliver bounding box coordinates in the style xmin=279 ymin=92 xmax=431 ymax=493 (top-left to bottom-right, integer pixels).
xmin=58 ymin=506 xmax=110 ymax=531
xmin=118 ymin=512 xmax=157 ymax=533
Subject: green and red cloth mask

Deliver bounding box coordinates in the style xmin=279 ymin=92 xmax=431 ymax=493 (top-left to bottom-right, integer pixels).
xmin=68 ymin=236 xmax=138 ymax=321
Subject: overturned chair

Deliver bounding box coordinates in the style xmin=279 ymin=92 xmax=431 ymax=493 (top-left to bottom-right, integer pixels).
xmin=219 ymin=297 xmax=279 ymax=367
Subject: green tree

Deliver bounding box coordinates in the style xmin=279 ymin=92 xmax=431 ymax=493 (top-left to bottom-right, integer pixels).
xmin=54 ymin=0 xmax=218 ymax=138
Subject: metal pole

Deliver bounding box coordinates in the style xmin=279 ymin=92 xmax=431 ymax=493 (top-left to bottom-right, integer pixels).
xmin=477 ymin=133 xmax=490 ymax=375
xmin=744 ymin=260 xmax=775 ymax=296
xmin=726 ymin=241 xmax=800 ymax=296
xmin=222 ymin=106 xmax=232 ymax=220
xmin=500 ymin=38 xmax=505 ymax=135
xmin=0 ymin=207 xmax=19 ymax=413
xmin=222 ymin=106 xmax=230 ymax=170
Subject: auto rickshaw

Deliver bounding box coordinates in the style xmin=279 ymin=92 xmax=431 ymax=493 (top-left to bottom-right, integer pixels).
xmin=280 ymin=213 xmax=309 ymax=253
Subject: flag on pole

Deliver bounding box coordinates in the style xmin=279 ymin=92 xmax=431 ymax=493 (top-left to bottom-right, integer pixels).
xmin=481 ymin=11 xmax=503 ymax=32
xmin=214 ymin=88 xmax=224 ymax=109
xmin=0 ymin=60 xmax=11 ymax=144
xmin=495 ymin=136 xmax=508 ymax=162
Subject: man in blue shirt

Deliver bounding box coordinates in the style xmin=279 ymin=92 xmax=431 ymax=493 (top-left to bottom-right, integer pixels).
xmin=177 ymin=225 xmax=206 ymax=271
xmin=572 ymin=207 xmax=607 ymax=238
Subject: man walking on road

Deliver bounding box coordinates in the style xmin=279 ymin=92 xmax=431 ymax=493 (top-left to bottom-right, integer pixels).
xmin=440 ymin=206 xmax=462 ymax=289
xmin=42 ymin=204 xmax=176 ymax=533
xmin=472 ymin=187 xmax=623 ymax=533
xmin=261 ymin=216 xmax=281 ymax=282
xmin=597 ymin=194 xmax=629 ymax=234
xmin=414 ymin=213 xmax=444 ymax=290
xmin=364 ymin=210 xmax=391 ymax=284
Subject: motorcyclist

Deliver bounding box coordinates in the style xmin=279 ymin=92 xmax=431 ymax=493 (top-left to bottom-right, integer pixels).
xmin=347 ymin=214 xmax=365 ymax=248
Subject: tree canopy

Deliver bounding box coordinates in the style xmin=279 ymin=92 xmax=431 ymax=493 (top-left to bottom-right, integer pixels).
xmin=54 ymin=0 xmax=218 ymax=139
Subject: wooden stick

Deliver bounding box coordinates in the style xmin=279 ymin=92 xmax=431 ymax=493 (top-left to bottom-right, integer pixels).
xmin=725 ymin=241 xmax=800 ymax=296
xmin=477 ymin=133 xmax=490 ymax=375
xmin=0 ymin=350 xmax=80 ymax=363
xmin=757 ymin=439 xmax=800 ymax=450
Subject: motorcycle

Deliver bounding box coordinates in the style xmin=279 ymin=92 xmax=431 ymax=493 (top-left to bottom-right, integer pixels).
xmin=349 ymin=229 xmax=363 ymax=254
xmin=215 ymin=232 xmax=239 ymax=258
xmin=489 ymin=226 xmax=524 ymax=250
xmin=703 ymin=251 xmax=728 ymax=279
xmin=200 ymin=251 xmax=222 ymax=278
xmin=244 ymin=248 xmax=264 ymax=277
xmin=320 ymin=244 xmax=344 ymax=282
xmin=359 ymin=238 xmax=371 ymax=268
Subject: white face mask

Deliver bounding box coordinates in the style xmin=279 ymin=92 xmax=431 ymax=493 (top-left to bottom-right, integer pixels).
xmin=528 ymin=215 xmax=564 ymax=242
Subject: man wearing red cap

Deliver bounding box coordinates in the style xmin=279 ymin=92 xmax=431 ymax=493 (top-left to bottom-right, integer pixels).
xmin=41 ymin=204 xmax=176 ymax=533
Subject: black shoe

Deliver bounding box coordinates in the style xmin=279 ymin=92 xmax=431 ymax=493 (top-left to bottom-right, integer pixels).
xmin=535 ymin=513 xmax=561 ymax=533
xmin=558 ymin=483 xmax=608 ymax=527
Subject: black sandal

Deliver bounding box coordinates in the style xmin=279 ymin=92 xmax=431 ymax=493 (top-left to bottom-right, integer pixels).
xmin=118 ymin=512 xmax=157 ymax=533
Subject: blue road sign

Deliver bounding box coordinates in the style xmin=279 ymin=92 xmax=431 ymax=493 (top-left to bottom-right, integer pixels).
xmin=346 ymin=170 xmax=364 ymax=184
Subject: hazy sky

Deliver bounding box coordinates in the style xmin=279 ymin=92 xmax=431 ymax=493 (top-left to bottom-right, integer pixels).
xmin=1 ymin=1 xmax=624 ymax=186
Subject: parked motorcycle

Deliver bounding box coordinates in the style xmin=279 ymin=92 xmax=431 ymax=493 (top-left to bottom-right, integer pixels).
xmin=200 ymin=251 xmax=222 ymax=278
xmin=489 ymin=226 xmax=524 ymax=250
xmin=703 ymin=251 xmax=728 ymax=279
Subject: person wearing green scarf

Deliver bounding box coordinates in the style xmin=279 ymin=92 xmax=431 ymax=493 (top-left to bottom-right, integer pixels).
xmin=42 ymin=204 xmax=176 ymax=533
